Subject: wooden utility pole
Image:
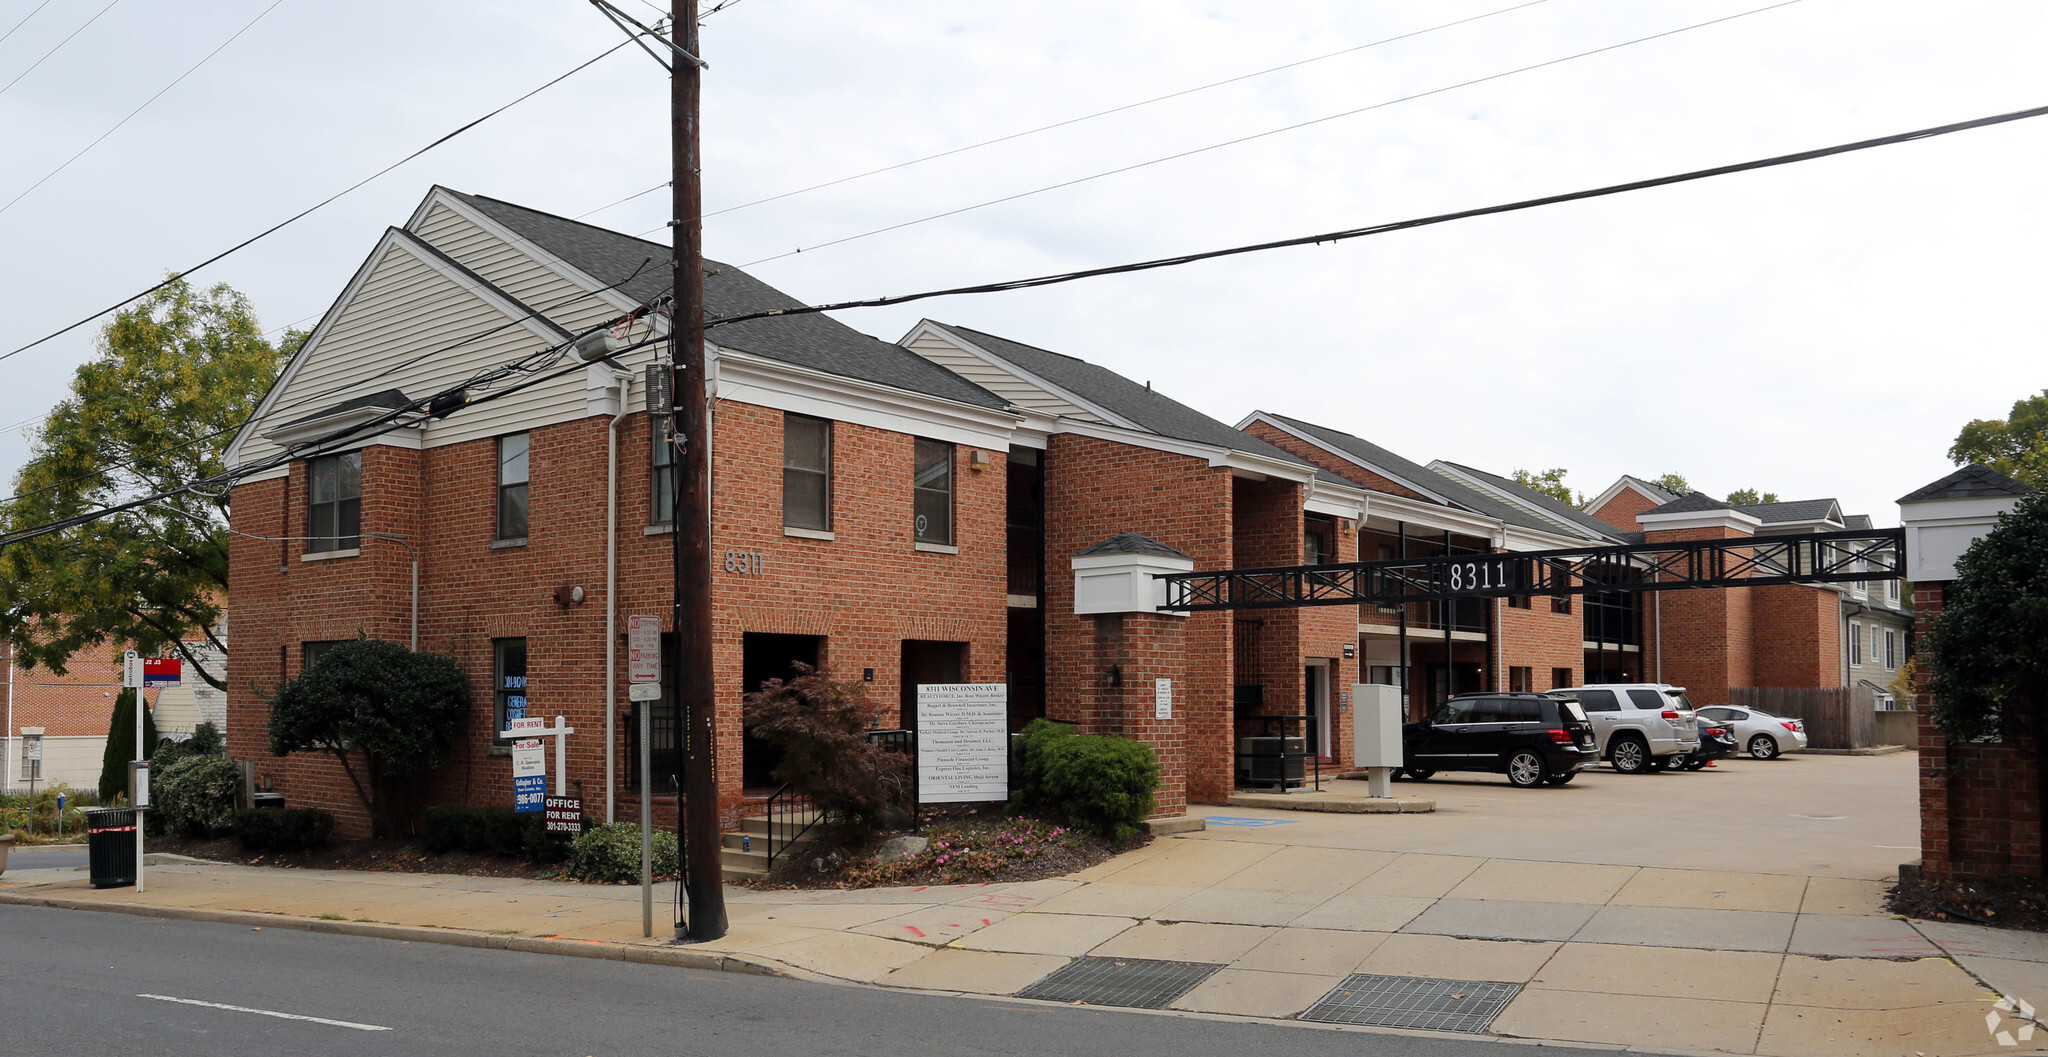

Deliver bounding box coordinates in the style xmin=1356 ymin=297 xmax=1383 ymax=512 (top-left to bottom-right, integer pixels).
xmin=670 ymin=0 xmax=726 ymax=942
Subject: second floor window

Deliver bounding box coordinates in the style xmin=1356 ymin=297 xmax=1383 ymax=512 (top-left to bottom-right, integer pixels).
xmin=307 ymin=451 xmax=361 ymax=553
xmin=1850 ymin=622 xmax=1863 ymax=665
xmin=783 ymin=414 xmax=831 ymax=530
xmin=914 ymin=438 xmax=953 ymax=545
xmin=498 ymin=433 xmax=529 ymax=540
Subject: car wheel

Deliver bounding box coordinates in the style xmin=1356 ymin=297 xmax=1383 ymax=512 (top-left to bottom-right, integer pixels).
xmin=1506 ymin=751 xmax=1546 ymax=788
xmin=1406 ymin=768 xmax=1435 ymax=780
xmin=1610 ymin=736 xmax=1651 ymax=774
xmin=1748 ymin=734 xmax=1780 ymax=760
xmin=1544 ymin=772 xmax=1576 ymax=785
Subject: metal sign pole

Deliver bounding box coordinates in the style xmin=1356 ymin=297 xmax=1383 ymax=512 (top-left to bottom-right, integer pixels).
xmin=129 ymin=651 xmax=144 ymax=894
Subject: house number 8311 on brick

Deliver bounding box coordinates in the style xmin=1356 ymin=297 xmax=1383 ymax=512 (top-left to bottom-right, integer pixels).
xmin=723 ymin=550 xmax=764 ymax=576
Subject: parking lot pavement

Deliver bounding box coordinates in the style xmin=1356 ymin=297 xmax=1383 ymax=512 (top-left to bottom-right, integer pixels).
xmin=1187 ymin=751 xmax=1918 ymax=880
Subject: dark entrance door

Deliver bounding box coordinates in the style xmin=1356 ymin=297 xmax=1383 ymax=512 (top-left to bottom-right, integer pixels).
xmin=741 ymin=633 xmax=823 ymax=789
xmin=900 ymin=640 xmax=967 ymax=730
xmin=1005 ymin=610 xmax=1044 ymax=732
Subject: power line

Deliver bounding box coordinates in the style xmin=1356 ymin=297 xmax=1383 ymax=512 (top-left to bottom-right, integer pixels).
xmin=706 ymin=99 xmax=2048 ymax=329
xmin=602 ymin=0 xmax=1553 ymax=231
xmin=734 ymin=0 xmax=1805 ymax=268
xmin=0 ymin=34 xmax=642 ymax=368
xmin=0 ymin=260 xmax=650 ymax=514
xmin=0 ymin=0 xmax=121 ymax=99
xmin=0 ymin=0 xmax=292 ymax=218
xmin=0 ymin=0 xmax=57 ymax=47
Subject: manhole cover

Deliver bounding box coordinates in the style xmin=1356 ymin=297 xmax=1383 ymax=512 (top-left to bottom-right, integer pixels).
xmin=1015 ymin=957 xmax=1222 ymax=1009
xmin=1299 ymin=973 xmax=1522 ymax=1033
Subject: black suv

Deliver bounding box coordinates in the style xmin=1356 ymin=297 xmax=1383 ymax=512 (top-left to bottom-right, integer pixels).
xmin=1400 ymin=692 xmax=1600 ymax=788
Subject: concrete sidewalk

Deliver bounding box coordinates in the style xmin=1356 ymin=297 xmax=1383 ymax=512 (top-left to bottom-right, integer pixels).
xmin=3 ymin=834 xmax=2035 ymax=1056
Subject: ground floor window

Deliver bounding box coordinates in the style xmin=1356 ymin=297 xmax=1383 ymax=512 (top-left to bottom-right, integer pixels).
xmin=1509 ymin=666 xmax=1533 ymax=693
xmin=493 ymin=638 xmax=528 ymax=744
xmin=1551 ymin=666 xmax=1573 ymax=689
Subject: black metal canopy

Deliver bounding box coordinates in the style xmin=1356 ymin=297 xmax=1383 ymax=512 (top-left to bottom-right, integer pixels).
xmin=1159 ymin=527 xmax=1905 ymax=613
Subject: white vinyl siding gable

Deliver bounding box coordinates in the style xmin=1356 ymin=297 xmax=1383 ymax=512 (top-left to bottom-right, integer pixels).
xmin=411 ymin=202 xmax=635 ymax=338
xmin=902 ymin=331 xmax=1107 ymax=423
xmin=229 ymin=237 xmax=591 ymax=478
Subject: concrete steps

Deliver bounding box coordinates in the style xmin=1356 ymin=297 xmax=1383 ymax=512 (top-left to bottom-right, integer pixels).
xmin=717 ymin=813 xmax=823 ymax=883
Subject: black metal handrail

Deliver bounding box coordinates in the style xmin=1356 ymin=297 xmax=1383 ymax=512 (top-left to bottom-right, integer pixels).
xmin=761 ymin=783 xmax=823 ymax=871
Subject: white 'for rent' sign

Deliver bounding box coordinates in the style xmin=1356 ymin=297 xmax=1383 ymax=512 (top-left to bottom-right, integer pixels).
xmin=915 ymin=683 xmax=1009 ymax=804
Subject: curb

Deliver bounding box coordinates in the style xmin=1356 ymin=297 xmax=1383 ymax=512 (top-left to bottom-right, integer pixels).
xmin=0 ymin=889 xmax=791 ymax=978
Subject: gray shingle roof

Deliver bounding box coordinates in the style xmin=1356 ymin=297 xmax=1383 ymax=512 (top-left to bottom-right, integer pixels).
xmin=1257 ymin=413 xmax=1562 ymax=535
xmin=1435 ymin=461 xmax=1621 ymax=541
xmin=1898 ymin=464 xmax=2038 ymax=503
xmin=1620 ymin=475 xmax=1683 ymax=504
xmin=1844 ymin=513 xmax=1874 ymax=530
xmin=1645 ymin=492 xmax=1737 ymax=515
xmin=942 ymin=325 xmax=1327 ymax=473
xmin=1735 ymin=498 xmax=1841 ymax=524
xmin=447 ymin=191 xmax=1007 ymax=410
xmin=1076 ymin=531 xmax=1193 ymax=559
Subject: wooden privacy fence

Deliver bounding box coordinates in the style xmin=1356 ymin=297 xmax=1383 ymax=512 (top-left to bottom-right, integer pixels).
xmin=1728 ymin=685 xmax=1878 ymax=750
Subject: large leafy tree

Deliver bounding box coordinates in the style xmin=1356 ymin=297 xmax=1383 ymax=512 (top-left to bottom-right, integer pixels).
xmin=1510 ymin=468 xmax=1578 ymax=506
xmin=1924 ymin=489 xmax=2048 ymax=870
xmin=0 ymin=278 xmax=294 ymax=690
xmin=1950 ymin=389 xmax=2048 ymax=489
xmin=268 ymin=638 xmax=470 ymax=836
xmin=1724 ymin=488 xmax=1781 ymax=506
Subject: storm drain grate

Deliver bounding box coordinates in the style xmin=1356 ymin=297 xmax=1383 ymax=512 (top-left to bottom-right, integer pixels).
xmin=1299 ymin=973 xmax=1521 ymax=1034
xmin=1015 ymin=957 xmax=1222 ymax=1010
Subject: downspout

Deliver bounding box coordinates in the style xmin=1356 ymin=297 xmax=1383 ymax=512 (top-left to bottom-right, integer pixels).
xmin=605 ymin=370 xmax=633 ymax=825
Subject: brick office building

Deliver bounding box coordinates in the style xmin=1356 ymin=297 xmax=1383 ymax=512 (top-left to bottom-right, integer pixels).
xmin=224 ymin=189 xmax=1375 ymax=836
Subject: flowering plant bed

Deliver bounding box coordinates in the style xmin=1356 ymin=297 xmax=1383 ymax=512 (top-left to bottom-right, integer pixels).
xmin=750 ymin=805 xmax=1143 ymax=889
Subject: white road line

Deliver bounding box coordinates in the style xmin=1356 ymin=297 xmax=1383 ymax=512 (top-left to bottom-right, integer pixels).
xmin=137 ymin=994 xmax=391 ymax=1032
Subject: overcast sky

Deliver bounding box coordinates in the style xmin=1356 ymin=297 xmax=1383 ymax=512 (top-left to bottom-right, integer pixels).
xmin=2 ymin=0 xmax=2043 ymax=525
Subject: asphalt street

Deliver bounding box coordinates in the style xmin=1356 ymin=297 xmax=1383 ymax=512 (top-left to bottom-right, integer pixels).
xmin=0 ymin=903 xmax=1689 ymax=1057
xmin=6 ymin=844 xmax=89 ymax=870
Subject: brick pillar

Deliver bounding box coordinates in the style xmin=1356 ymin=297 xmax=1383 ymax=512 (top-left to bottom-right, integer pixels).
xmin=1084 ymin=613 xmax=1188 ymax=819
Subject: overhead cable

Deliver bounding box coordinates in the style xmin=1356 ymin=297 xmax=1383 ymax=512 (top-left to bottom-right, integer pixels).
xmin=0 ymin=34 xmax=641 ymax=367
xmin=706 ymin=99 xmax=2048 ymax=329
xmin=0 ymin=0 xmax=292 ymax=218
xmin=0 ymin=0 xmax=121 ymax=100
xmin=734 ymin=0 xmax=1805 ymax=267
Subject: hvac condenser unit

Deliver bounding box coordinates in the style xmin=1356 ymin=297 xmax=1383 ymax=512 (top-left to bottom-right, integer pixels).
xmin=1236 ymin=736 xmax=1306 ymax=787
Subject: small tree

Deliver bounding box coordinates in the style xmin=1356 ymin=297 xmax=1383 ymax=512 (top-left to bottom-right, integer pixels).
xmin=742 ymin=666 xmax=908 ymax=823
xmin=97 ymin=689 xmax=157 ymax=803
xmin=1925 ymin=489 xmax=2048 ymax=871
xmin=267 ymin=639 xmax=469 ymax=837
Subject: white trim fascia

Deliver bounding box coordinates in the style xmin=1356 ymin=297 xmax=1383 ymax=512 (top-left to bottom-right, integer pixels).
xmin=1359 ymin=489 xmax=1501 ymax=539
xmin=1586 ymin=475 xmax=1676 ymax=516
xmin=1428 ymin=460 xmax=1608 ymax=542
xmin=716 ymin=347 xmax=1023 ymax=449
xmin=1052 ymin=417 xmax=1317 ymax=484
xmin=1236 ymin=412 xmax=1455 ymax=505
xmin=412 ymin=188 xmax=645 ymax=315
xmin=1636 ymin=508 xmax=1763 ymax=534
xmin=904 ymin=320 xmax=1143 ymax=432
xmin=1306 ymin=477 xmax=1368 ymax=520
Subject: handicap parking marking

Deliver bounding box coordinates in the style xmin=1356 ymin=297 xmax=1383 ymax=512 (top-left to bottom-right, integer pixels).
xmin=1201 ymin=815 xmax=1299 ymax=828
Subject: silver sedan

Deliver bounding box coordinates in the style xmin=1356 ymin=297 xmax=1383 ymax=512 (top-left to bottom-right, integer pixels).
xmin=1694 ymin=705 xmax=1810 ymax=759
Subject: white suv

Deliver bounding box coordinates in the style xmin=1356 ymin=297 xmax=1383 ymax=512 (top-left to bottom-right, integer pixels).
xmin=1556 ymin=684 xmax=1701 ymax=774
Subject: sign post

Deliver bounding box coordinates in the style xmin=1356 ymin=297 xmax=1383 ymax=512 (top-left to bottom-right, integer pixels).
xmin=500 ymin=716 xmax=576 ymax=815
xmin=120 ymin=651 xmax=179 ymax=892
xmin=914 ymin=684 xmax=1010 ymax=804
xmin=627 ymin=614 xmax=662 ymax=939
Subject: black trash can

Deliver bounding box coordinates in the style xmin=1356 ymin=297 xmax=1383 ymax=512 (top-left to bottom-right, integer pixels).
xmin=86 ymin=807 xmax=138 ymax=889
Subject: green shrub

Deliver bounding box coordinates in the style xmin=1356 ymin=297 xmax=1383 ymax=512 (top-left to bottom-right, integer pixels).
xmin=232 ymin=808 xmax=335 ymax=853
xmin=418 ymin=804 xmax=568 ymax=863
xmin=98 ymin=689 xmax=157 ymax=804
xmin=566 ymin=822 xmax=678 ymax=883
xmin=151 ymin=755 xmax=242 ymax=837
xmin=1009 ymin=722 xmax=1158 ymax=842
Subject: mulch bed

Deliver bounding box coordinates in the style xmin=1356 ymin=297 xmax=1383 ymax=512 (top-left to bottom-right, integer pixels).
xmin=147 ymin=834 xmax=565 ymax=880
xmin=1888 ymin=874 xmax=2048 ymax=932
xmin=743 ymin=804 xmax=1141 ymax=890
